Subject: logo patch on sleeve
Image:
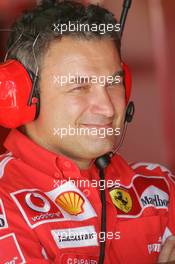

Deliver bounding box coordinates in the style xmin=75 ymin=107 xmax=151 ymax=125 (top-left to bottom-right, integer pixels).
xmin=109 ymin=175 xmax=170 ymax=218
xmin=51 ymin=225 xmax=98 ymax=249
xmin=0 ymin=233 xmax=25 ymax=263
xmin=0 ymin=199 xmax=8 ymax=229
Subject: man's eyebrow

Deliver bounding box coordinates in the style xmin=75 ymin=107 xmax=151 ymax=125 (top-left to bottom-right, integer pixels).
xmin=69 ymin=71 xmax=124 ymax=83
xmin=69 ymin=76 xmax=90 ymax=84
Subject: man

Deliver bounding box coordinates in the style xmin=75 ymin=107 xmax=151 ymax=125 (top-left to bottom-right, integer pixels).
xmin=0 ymin=1 xmax=174 ymax=263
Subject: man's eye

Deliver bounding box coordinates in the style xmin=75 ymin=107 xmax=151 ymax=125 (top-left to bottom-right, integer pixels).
xmin=112 ymin=80 xmax=122 ymax=85
xmin=107 ymin=80 xmax=124 ymax=89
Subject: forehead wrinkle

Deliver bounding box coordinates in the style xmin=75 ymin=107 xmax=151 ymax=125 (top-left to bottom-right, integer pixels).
xmin=41 ymin=37 xmax=121 ymax=77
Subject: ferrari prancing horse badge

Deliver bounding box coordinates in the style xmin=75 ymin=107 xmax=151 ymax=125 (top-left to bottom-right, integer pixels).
xmin=110 ymin=188 xmax=132 ymax=213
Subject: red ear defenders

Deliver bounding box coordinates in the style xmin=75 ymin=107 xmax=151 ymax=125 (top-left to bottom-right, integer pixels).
xmin=0 ymin=59 xmax=40 ymax=128
xmin=0 ymin=59 xmax=131 ymax=128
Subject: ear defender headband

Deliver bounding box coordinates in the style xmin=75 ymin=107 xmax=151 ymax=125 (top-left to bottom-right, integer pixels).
xmin=0 ymin=2 xmax=132 ymax=129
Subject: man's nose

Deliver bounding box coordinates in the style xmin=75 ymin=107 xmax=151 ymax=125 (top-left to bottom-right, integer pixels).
xmin=90 ymin=87 xmax=115 ymax=118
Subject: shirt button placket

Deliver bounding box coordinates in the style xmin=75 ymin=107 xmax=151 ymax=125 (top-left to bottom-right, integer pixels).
xmin=64 ymin=161 xmax=71 ymax=169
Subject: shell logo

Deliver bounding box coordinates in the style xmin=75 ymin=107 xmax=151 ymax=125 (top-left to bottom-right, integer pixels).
xmin=55 ymin=191 xmax=85 ymax=215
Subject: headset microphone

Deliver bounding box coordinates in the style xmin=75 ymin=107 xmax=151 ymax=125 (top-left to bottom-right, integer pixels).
xmin=119 ymin=0 xmax=132 ymax=39
xmin=124 ymin=101 xmax=135 ymax=123
xmin=95 ymin=0 xmax=134 ymax=171
xmin=112 ymin=101 xmax=135 ymax=156
xmin=95 ymin=101 xmax=135 ymax=168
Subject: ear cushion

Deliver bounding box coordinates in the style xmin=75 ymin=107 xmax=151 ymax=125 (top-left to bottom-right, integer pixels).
xmin=122 ymin=62 xmax=132 ymax=104
xmin=0 ymin=60 xmax=37 ymax=128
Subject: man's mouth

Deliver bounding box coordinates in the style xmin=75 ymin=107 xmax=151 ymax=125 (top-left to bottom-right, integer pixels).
xmin=81 ymin=123 xmax=113 ymax=129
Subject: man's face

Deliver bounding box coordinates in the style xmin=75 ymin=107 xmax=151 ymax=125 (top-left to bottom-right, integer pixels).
xmin=26 ymin=36 xmax=126 ymax=168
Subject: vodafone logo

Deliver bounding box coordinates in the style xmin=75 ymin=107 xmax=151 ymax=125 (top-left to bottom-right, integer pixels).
xmin=25 ymin=192 xmax=51 ymax=213
xmin=11 ymin=189 xmax=64 ymax=228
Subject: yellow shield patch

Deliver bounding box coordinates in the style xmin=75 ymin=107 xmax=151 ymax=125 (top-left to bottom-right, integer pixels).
xmin=110 ymin=188 xmax=132 ymax=213
xmin=55 ymin=191 xmax=85 ymax=215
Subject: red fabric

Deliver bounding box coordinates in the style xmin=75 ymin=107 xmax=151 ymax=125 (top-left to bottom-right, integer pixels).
xmin=0 ymin=129 xmax=174 ymax=263
xmin=0 ymin=127 xmax=9 ymax=153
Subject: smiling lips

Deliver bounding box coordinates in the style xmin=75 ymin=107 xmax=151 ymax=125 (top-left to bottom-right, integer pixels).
xmin=81 ymin=123 xmax=113 ymax=129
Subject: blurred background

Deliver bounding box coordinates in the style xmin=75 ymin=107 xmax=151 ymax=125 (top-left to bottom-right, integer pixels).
xmin=0 ymin=0 xmax=175 ymax=172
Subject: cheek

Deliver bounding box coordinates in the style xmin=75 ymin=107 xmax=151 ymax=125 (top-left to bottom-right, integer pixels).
xmin=110 ymin=88 xmax=126 ymax=115
xmin=68 ymin=96 xmax=89 ymax=122
xmin=39 ymin=93 xmax=88 ymax=127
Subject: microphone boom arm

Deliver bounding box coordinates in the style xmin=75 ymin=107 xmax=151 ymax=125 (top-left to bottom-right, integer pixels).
xmin=119 ymin=0 xmax=132 ymax=39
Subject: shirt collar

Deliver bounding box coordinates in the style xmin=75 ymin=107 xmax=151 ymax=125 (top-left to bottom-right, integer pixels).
xmin=3 ymin=129 xmax=132 ymax=183
xmin=3 ymin=129 xmax=91 ymax=179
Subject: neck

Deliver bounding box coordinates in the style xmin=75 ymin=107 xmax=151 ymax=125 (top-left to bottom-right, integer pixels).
xmin=18 ymin=125 xmax=93 ymax=170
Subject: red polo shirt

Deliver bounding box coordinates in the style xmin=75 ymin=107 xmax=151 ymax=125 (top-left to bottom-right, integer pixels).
xmin=0 ymin=129 xmax=175 ymax=263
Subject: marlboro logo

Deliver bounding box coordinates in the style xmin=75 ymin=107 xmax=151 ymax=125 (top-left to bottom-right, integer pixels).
xmin=140 ymin=186 xmax=169 ymax=208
